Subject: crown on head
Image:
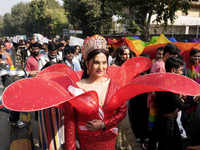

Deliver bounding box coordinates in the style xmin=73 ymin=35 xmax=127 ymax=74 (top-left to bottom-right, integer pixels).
xmin=81 ymin=35 xmax=107 ymax=59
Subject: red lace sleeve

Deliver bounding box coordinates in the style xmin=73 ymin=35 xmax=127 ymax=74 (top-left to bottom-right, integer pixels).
xmin=104 ymin=79 xmax=127 ymax=129
xmin=64 ymin=102 xmax=77 ymax=150
xmin=104 ymin=103 xmax=127 ymax=129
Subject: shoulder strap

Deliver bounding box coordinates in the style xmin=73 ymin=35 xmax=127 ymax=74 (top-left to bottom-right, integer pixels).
xmin=32 ymin=56 xmax=38 ymax=62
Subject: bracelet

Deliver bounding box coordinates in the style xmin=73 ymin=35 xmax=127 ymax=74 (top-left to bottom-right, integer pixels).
xmin=101 ymin=121 xmax=105 ymax=129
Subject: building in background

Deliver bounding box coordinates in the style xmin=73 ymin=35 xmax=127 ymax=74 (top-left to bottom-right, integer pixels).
xmin=109 ymin=1 xmax=200 ymax=41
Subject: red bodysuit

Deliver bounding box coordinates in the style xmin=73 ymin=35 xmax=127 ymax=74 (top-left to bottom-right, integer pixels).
xmin=64 ymin=79 xmax=127 ymax=150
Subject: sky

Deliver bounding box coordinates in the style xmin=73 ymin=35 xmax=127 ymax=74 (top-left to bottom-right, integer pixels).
xmin=0 ymin=0 xmax=64 ymax=16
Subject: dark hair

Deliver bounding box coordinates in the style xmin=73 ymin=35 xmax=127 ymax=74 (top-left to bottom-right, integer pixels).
xmin=25 ymin=40 xmax=30 ymax=45
xmin=165 ymin=56 xmax=185 ymax=72
xmin=27 ymin=43 xmax=33 ymax=50
xmin=58 ymin=43 xmax=64 ymax=48
xmin=140 ymin=52 xmax=150 ymax=59
xmin=82 ymin=49 xmax=109 ymax=79
xmin=64 ymin=45 xmax=69 ymax=52
xmin=0 ymin=43 xmax=5 ymax=47
xmin=131 ymin=51 xmax=136 ymax=57
xmin=32 ymin=42 xmax=41 ymax=48
xmin=0 ymin=54 xmax=2 ymax=59
xmin=163 ymin=43 xmax=181 ymax=56
xmin=19 ymin=39 xmax=23 ymax=45
xmin=140 ymin=53 xmax=150 ymax=74
xmin=75 ymin=45 xmax=81 ymax=52
xmin=60 ymin=38 xmax=68 ymax=42
xmin=41 ymin=61 xmax=57 ymax=70
xmin=57 ymin=60 xmax=66 ymax=65
xmin=189 ymin=49 xmax=200 ymax=56
xmin=64 ymin=46 xmax=75 ymax=55
xmin=177 ymin=54 xmax=184 ymax=60
xmin=48 ymin=42 xmax=58 ymax=51
xmin=41 ymin=60 xmax=66 ymax=71
xmin=113 ymin=45 xmax=132 ymax=66
xmin=157 ymin=47 xmax=164 ymax=52
xmin=109 ymin=45 xmax=114 ymax=54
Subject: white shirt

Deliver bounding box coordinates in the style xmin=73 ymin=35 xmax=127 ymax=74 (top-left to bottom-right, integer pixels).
xmin=72 ymin=56 xmax=81 ymax=70
xmin=65 ymin=60 xmax=82 ymax=71
xmin=0 ymin=69 xmax=27 ymax=77
xmin=58 ymin=51 xmax=63 ymax=60
xmin=75 ymin=53 xmax=82 ymax=62
xmin=38 ymin=52 xmax=62 ymax=71
xmin=27 ymin=50 xmax=31 ymax=57
xmin=108 ymin=55 xmax=113 ymax=66
xmin=110 ymin=57 xmax=115 ymax=66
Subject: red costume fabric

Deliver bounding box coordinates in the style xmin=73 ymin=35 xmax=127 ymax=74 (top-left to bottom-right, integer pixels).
xmin=64 ymin=79 xmax=127 ymax=150
xmin=3 ymin=57 xmax=200 ymax=150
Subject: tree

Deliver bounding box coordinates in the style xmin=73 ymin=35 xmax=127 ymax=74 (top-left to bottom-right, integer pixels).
xmin=2 ymin=13 xmax=13 ymax=36
xmin=115 ymin=0 xmax=192 ymax=41
xmin=45 ymin=0 xmax=61 ymax=9
xmin=25 ymin=0 xmax=68 ymax=37
xmin=63 ymin=0 xmax=120 ymax=37
xmin=25 ymin=0 xmax=47 ymax=35
xmin=10 ymin=2 xmax=29 ymax=35
xmin=45 ymin=8 xmax=69 ymax=36
xmin=0 ymin=0 xmax=68 ymax=37
xmin=0 ymin=15 xmax=4 ymax=37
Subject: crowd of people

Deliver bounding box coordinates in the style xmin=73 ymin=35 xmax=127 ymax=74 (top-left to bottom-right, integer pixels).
xmin=0 ymin=35 xmax=200 ymax=150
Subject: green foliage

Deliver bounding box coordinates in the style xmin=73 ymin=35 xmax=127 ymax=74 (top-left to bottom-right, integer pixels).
xmin=1 ymin=2 xmax=29 ymax=36
xmin=115 ymin=0 xmax=192 ymax=40
xmin=10 ymin=2 xmax=29 ymax=34
xmin=25 ymin=0 xmax=68 ymax=37
xmin=2 ymin=13 xmax=13 ymax=36
xmin=45 ymin=0 xmax=61 ymax=9
xmin=0 ymin=0 xmax=192 ymax=39
xmin=0 ymin=15 xmax=4 ymax=37
xmin=0 ymin=0 xmax=68 ymax=37
xmin=25 ymin=0 xmax=47 ymax=35
xmin=63 ymin=0 xmax=119 ymax=37
xmin=0 ymin=15 xmax=3 ymax=28
xmin=45 ymin=8 xmax=69 ymax=36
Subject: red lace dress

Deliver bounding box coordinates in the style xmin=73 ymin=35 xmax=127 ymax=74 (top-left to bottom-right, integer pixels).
xmin=64 ymin=78 xmax=127 ymax=150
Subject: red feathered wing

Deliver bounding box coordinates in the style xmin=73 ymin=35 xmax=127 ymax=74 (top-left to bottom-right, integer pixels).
xmin=105 ymin=57 xmax=152 ymax=86
xmin=1 ymin=57 xmax=153 ymax=112
xmin=105 ymin=73 xmax=200 ymax=117
xmin=38 ymin=64 xmax=81 ymax=82
xmin=4 ymin=57 xmax=198 ymax=120
xmin=2 ymin=78 xmax=70 ymax=111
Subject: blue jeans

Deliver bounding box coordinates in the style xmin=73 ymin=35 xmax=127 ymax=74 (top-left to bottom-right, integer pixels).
xmin=6 ymin=49 xmax=12 ymax=56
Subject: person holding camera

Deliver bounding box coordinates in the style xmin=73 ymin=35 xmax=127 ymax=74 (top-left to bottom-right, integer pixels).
xmin=0 ymin=43 xmax=13 ymax=68
xmin=0 ymin=51 xmax=38 ymax=128
xmin=0 ymin=43 xmax=13 ymax=88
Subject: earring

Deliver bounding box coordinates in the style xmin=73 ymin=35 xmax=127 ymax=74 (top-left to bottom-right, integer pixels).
xmin=87 ymin=69 xmax=89 ymax=75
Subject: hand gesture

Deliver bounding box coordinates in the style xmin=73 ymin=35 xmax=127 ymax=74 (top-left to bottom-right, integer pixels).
xmin=85 ymin=119 xmax=104 ymax=132
xmin=187 ymin=145 xmax=200 ymax=150
xmin=193 ymin=95 xmax=200 ymax=103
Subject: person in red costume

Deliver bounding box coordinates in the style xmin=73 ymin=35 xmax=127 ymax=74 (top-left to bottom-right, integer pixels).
xmin=64 ymin=35 xmax=127 ymax=150
xmin=3 ymin=36 xmax=200 ymax=150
